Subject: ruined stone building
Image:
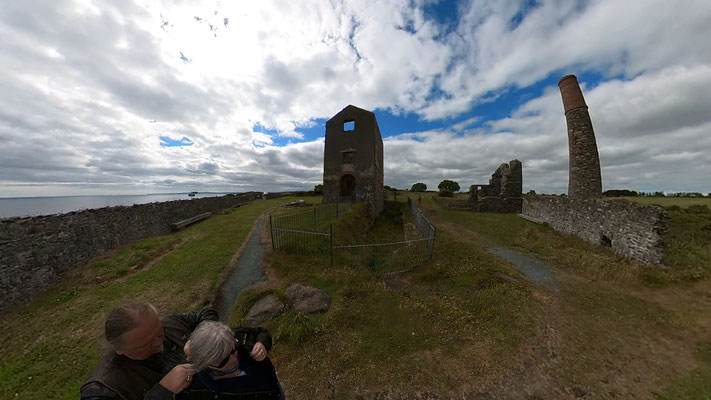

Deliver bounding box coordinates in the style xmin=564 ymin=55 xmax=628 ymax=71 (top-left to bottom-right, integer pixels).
xmin=558 ymin=75 xmax=602 ymax=198
xmin=322 ymin=105 xmax=384 ymax=216
xmin=467 ymin=159 xmax=523 ymax=213
xmin=519 ymin=75 xmax=667 ymax=266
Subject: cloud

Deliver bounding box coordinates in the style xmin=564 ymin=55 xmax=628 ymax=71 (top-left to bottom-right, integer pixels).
xmin=0 ymin=0 xmax=709 ymax=198
xmin=381 ymin=65 xmax=711 ymax=193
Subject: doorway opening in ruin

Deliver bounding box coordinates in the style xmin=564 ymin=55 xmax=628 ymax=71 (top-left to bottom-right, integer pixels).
xmin=339 ymin=174 xmax=356 ymax=197
xmin=600 ymin=234 xmax=612 ymax=247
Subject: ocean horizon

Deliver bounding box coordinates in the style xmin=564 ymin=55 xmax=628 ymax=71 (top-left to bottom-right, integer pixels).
xmin=0 ymin=192 xmax=243 ymax=219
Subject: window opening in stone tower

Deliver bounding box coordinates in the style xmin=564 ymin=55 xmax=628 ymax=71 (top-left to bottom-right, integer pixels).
xmin=342 ymin=150 xmax=355 ymax=164
xmin=343 ymin=120 xmax=355 ymax=131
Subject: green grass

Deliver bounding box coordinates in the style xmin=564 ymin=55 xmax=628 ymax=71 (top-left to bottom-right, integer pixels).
xmin=426 ymin=195 xmax=711 ymax=398
xmin=231 ymin=201 xmax=537 ymax=397
xmin=0 ymin=197 xmax=292 ymax=400
xmin=660 ymin=206 xmax=711 ymax=279
xmin=4 ymin=192 xmax=709 ymax=399
xmin=428 ymin=195 xmax=711 ymax=284
xmin=658 ymin=344 xmax=711 ymax=399
xmin=90 ymin=235 xmax=182 ymax=281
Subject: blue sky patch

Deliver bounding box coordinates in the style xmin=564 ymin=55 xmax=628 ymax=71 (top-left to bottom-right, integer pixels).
xmin=422 ymin=0 xmax=461 ymax=37
xmin=159 ymin=136 xmax=194 ymax=147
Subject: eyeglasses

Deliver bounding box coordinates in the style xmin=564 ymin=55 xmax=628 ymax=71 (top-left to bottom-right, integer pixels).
xmin=211 ymin=339 xmax=238 ymax=369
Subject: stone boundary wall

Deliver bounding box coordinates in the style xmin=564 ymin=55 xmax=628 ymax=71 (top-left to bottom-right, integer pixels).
xmin=0 ymin=192 xmax=261 ymax=312
xmin=478 ymin=197 xmax=523 ymax=213
xmin=432 ymin=197 xmax=471 ymax=210
xmin=521 ymin=196 xmax=667 ymax=265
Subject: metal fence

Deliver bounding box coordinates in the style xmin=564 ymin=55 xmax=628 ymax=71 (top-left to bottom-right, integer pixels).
xmin=332 ymin=236 xmax=433 ymax=273
xmin=407 ymin=197 xmax=436 ymax=258
xmin=269 ymin=197 xmax=435 ymax=271
xmin=269 ymin=198 xmax=353 ymax=255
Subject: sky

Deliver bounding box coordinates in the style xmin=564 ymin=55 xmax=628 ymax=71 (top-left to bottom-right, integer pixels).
xmin=1 ymin=0 xmax=710 ymax=197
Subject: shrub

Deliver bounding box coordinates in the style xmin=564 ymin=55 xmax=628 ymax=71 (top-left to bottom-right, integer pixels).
xmin=411 ymin=182 xmax=427 ymax=192
xmin=438 ymin=189 xmax=453 ymax=197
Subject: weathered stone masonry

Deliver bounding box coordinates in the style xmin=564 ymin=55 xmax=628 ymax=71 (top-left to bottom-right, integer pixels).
xmin=559 ymin=75 xmax=602 ymax=199
xmin=323 ymin=105 xmax=384 ymax=218
xmin=467 ymin=159 xmax=523 ymax=213
xmin=522 ymin=196 xmax=667 ymax=265
xmin=0 ymin=192 xmax=260 ymax=312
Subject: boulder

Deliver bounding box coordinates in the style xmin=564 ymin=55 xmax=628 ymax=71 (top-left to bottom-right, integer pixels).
xmin=245 ymin=294 xmax=285 ymax=326
xmin=286 ymin=283 xmax=331 ymax=314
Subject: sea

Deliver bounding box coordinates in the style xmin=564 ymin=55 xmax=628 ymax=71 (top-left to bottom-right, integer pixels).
xmin=0 ymin=193 xmax=241 ymax=219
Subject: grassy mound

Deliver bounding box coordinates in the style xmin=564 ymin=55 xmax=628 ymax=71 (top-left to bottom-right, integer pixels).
xmin=231 ymin=198 xmax=536 ymax=398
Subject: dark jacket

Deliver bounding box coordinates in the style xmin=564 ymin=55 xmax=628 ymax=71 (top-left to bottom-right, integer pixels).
xmin=80 ymin=309 xmax=219 ymax=400
xmin=179 ymin=327 xmax=280 ymax=400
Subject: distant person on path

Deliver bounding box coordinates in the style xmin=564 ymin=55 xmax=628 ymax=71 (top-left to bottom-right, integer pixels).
xmin=418 ymin=195 xmax=422 ymax=205
xmin=80 ymin=303 xmax=224 ymax=400
xmin=184 ymin=321 xmax=284 ymax=399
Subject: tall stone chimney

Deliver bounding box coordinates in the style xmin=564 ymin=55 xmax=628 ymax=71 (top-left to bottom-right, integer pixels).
xmin=558 ymin=75 xmax=602 ymax=199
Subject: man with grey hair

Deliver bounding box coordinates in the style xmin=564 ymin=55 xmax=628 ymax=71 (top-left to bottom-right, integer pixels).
xmin=182 ymin=321 xmax=281 ymax=398
xmin=80 ymin=302 xmax=219 ymax=400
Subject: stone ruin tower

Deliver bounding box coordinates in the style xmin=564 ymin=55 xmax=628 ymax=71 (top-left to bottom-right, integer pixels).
xmin=558 ymin=75 xmax=602 ymax=199
xmin=323 ymin=105 xmax=384 ymax=216
xmin=468 ymin=159 xmax=523 ymax=213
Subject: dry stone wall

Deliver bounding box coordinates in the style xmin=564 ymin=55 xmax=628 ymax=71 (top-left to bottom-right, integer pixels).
xmin=522 ymin=196 xmax=667 ymax=265
xmin=0 ymin=192 xmax=260 ymax=312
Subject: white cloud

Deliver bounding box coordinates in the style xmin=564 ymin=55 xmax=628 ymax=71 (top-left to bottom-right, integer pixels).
xmin=0 ymin=0 xmax=709 ymax=198
xmin=382 ymin=65 xmax=711 ymax=193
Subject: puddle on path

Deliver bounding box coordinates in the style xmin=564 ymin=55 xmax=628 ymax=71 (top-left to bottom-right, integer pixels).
xmin=214 ymin=216 xmax=267 ymax=321
xmin=488 ymin=245 xmax=556 ymax=287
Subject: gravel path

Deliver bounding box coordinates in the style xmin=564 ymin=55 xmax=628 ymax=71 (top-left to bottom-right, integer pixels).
xmin=488 ymin=244 xmax=556 ymax=287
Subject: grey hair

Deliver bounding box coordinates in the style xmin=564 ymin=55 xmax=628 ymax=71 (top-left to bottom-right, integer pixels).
xmin=105 ymin=302 xmax=158 ymax=350
xmin=188 ymin=321 xmax=236 ymax=371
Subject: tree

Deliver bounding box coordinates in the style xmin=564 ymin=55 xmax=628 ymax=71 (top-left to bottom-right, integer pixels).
xmin=313 ymin=184 xmax=323 ymax=195
xmin=411 ymin=182 xmax=427 ymax=192
xmin=438 ymin=179 xmax=460 ymax=192
xmin=603 ymin=189 xmax=638 ymax=197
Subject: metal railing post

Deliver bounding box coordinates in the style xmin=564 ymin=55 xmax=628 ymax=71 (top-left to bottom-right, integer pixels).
xmin=269 ymin=214 xmax=275 ymax=251
xmin=429 ymin=228 xmax=436 ymax=259
xmin=329 ymin=224 xmax=333 ymax=265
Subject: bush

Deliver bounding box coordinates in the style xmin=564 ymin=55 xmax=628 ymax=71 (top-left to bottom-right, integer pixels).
xmin=411 ymin=182 xmax=427 ymax=192
xmin=438 ymin=179 xmax=460 ymax=192
xmin=438 ymin=189 xmax=453 ymax=197
xmin=313 ymin=184 xmax=323 ymax=195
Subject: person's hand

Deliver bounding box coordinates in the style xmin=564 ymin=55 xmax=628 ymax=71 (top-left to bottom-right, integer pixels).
xmin=250 ymin=342 xmax=268 ymax=361
xmin=158 ymin=363 xmax=196 ymax=394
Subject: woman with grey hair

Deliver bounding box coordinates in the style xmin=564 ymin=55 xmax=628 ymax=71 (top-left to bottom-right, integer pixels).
xmin=181 ymin=321 xmax=284 ymax=399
